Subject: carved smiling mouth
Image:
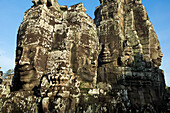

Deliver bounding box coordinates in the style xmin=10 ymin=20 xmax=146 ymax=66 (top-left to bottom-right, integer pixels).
xmin=20 ymin=71 xmax=35 ymax=83
xmin=153 ymin=58 xmax=162 ymax=67
xmin=19 ymin=66 xmax=36 ymax=83
xmin=19 ymin=70 xmax=33 ymax=76
xmin=19 ymin=65 xmax=33 ymax=71
xmin=158 ymin=58 xmax=162 ymax=64
xmin=18 ymin=65 xmax=34 ymax=76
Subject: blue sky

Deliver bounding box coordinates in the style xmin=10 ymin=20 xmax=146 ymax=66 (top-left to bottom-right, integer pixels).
xmin=0 ymin=0 xmax=169 ymax=86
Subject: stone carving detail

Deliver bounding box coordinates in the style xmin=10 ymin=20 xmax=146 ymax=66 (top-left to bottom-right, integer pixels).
xmin=12 ymin=4 xmax=59 ymax=91
xmin=100 ymin=43 xmax=112 ymax=63
xmin=95 ymin=0 xmax=166 ymax=112
xmin=0 ymin=0 xmax=169 ymax=112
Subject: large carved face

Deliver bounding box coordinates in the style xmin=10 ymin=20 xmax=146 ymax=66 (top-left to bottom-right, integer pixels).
xmin=150 ymin=35 xmax=163 ymax=67
xmin=12 ymin=5 xmax=54 ymax=91
xmin=148 ymin=21 xmax=163 ymax=68
xmin=151 ymin=45 xmax=163 ymax=67
xmin=15 ymin=45 xmax=48 ymax=90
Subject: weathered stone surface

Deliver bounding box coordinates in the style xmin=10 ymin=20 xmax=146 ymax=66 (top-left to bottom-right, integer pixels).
xmin=94 ymin=0 xmax=166 ymax=112
xmin=167 ymin=87 xmax=170 ymax=112
xmin=0 ymin=0 xmax=169 ymax=112
xmin=13 ymin=4 xmax=56 ymax=91
xmin=1 ymin=91 xmax=38 ymax=113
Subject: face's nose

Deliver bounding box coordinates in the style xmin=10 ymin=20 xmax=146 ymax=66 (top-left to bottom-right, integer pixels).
xmin=160 ymin=52 xmax=163 ymax=58
xmin=19 ymin=47 xmax=31 ymax=65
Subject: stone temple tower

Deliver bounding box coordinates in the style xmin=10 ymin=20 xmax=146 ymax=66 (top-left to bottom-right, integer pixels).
xmin=95 ymin=0 xmax=166 ymax=112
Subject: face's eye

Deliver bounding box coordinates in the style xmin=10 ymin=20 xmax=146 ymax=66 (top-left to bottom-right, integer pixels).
xmin=17 ymin=47 xmax=23 ymax=56
xmin=16 ymin=47 xmax=23 ymax=62
xmin=17 ymin=47 xmax=23 ymax=55
xmin=29 ymin=48 xmax=35 ymax=57
xmin=157 ymin=46 xmax=160 ymax=50
xmin=18 ymin=50 xmax=22 ymax=55
xmin=16 ymin=50 xmax=22 ymax=60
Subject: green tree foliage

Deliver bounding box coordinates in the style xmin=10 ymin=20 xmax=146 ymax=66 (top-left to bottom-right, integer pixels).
xmin=166 ymin=86 xmax=169 ymax=92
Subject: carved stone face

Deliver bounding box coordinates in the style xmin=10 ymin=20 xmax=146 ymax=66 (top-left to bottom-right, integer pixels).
xmin=12 ymin=5 xmax=55 ymax=91
xmin=149 ymin=34 xmax=163 ymax=67
xmin=151 ymin=45 xmax=163 ymax=67
xmin=15 ymin=45 xmax=48 ymax=90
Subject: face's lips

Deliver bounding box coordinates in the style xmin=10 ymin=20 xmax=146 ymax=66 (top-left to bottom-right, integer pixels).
xmin=20 ymin=69 xmax=36 ymax=82
xmin=19 ymin=70 xmax=33 ymax=76
xmin=17 ymin=65 xmax=35 ymax=77
xmin=18 ymin=65 xmax=34 ymax=72
xmin=157 ymin=58 xmax=162 ymax=62
xmin=153 ymin=58 xmax=162 ymax=67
